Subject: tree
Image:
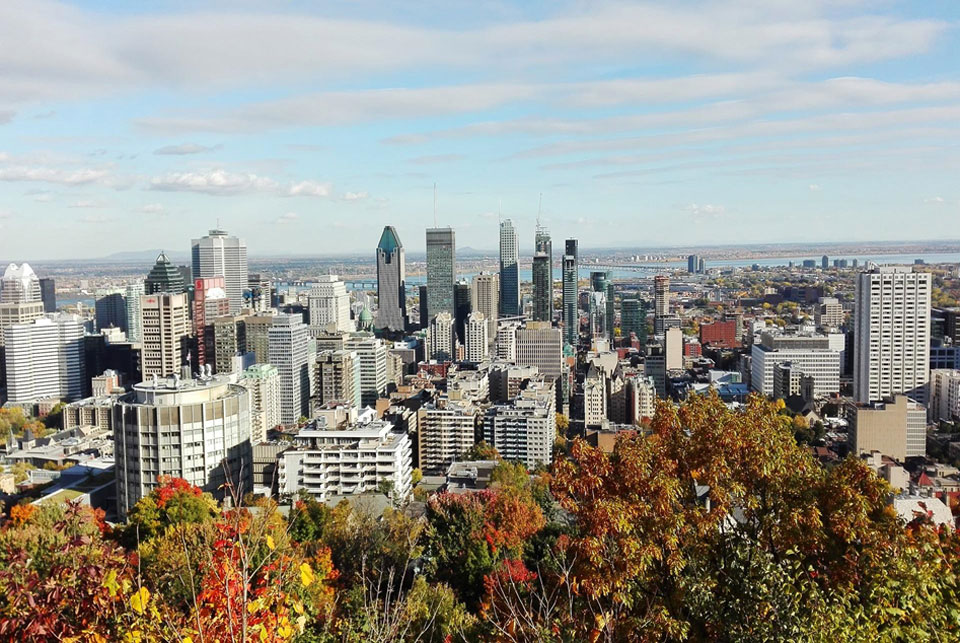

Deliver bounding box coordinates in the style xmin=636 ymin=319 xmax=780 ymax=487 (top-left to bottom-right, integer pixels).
xmin=121 ymin=475 xmax=219 ymax=544
xmin=462 ymin=441 xmax=500 ymax=461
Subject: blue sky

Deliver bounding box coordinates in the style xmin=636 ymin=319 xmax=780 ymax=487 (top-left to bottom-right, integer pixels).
xmin=1 ymin=0 xmax=960 ymax=259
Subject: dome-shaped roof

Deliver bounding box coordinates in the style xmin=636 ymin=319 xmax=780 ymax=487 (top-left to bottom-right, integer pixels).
xmin=358 ymin=307 xmax=373 ymax=322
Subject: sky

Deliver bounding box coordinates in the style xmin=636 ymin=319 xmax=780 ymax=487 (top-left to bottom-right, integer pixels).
xmin=1 ymin=0 xmax=960 ymax=259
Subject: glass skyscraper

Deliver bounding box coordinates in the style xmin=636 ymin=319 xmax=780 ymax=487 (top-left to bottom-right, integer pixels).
xmin=532 ymin=224 xmax=553 ymax=322
xmin=426 ymin=227 xmax=456 ymax=321
xmin=499 ymin=219 xmax=519 ymax=317
xmin=375 ymin=226 xmax=407 ymax=332
xmin=562 ymin=238 xmax=578 ymax=347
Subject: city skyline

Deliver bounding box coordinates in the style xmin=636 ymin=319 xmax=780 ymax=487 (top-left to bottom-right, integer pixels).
xmin=2 ymin=1 xmax=960 ymax=259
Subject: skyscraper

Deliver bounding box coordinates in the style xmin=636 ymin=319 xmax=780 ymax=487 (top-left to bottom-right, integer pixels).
xmin=38 ymin=278 xmax=56 ymax=313
xmin=308 ymin=275 xmax=353 ymax=334
xmin=194 ymin=277 xmax=230 ymax=368
xmin=247 ymin=274 xmax=272 ymax=312
xmin=454 ymin=280 xmax=471 ymax=344
xmin=591 ymin=271 xmax=615 ymax=341
xmin=268 ymin=313 xmax=310 ymax=425
xmin=562 ymin=239 xmax=579 ymax=347
xmin=5 ymin=314 xmax=85 ymax=403
xmin=125 ymin=283 xmax=145 ymax=343
xmin=854 ymin=267 xmax=931 ymax=404
xmin=654 ymin=275 xmax=670 ymax=334
xmin=240 ymin=363 xmax=281 ymax=443
xmin=471 ymin=272 xmax=499 ymax=344
xmin=344 ymin=334 xmax=388 ymax=407
xmin=822 ymin=255 xmax=829 ymax=270
xmin=191 ymin=229 xmax=249 ymax=314
xmin=532 ymin=224 xmax=553 ymax=322
xmin=621 ymin=298 xmax=646 ymax=342
xmin=145 ymin=252 xmax=185 ymax=295
xmin=140 ymin=292 xmax=191 ymax=378
xmin=465 ymin=312 xmax=489 ymax=362
xmin=425 ymin=227 xmax=456 ymax=321
xmin=95 ymin=288 xmax=128 ymax=332
xmin=428 ymin=311 xmax=456 ymax=362
xmin=499 ymin=219 xmax=520 ymax=317
xmin=375 ymin=226 xmax=407 ymax=332
xmin=1 ymin=263 xmax=41 ymax=303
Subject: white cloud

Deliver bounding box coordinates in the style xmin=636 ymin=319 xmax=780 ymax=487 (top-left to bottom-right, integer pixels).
xmin=80 ymin=214 xmax=111 ymax=224
xmin=68 ymin=199 xmax=99 ymax=208
xmin=684 ymin=203 xmax=726 ymax=219
xmin=286 ymin=181 xmax=331 ymax=197
xmin=924 ymin=196 xmax=945 ymax=204
xmin=154 ymin=143 xmax=220 ymax=155
xmin=342 ymin=191 xmax=367 ymax=201
xmin=141 ymin=203 xmax=165 ymax=214
xmin=808 ymin=184 xmax=821 ymax=191
xmin=275 ymin=212 xmax=299 ymax=225
xmin=149 ymin=169 xmax=333 ymax=198
xmin=0 ymin=166 xmax=112 ymax=185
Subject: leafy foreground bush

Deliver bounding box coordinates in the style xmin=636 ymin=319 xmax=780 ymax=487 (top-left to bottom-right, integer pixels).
xmin=0 ymin=394 xmax=957 ymax=641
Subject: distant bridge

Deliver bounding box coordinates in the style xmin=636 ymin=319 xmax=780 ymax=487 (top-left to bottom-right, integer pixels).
xmin=587 ymin=264 xmax=675 ymax=273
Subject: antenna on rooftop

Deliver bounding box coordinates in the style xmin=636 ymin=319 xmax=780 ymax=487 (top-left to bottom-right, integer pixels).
xmin=537 ymin=192 xmax=543 ymax=229
xmin=433 ymin=183 xmax=438 ymax=227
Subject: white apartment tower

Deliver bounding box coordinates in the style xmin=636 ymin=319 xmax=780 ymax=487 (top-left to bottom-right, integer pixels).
xmin=428 ymin=311 xmax=456 ymax=362
xmin=6 ymin=314 xmax=85 ymax=403
xmin=240 ymin=363 xmax=281 ymax=443
xmin=854 ymin=267 xmax=931 ymax=404
xmin=308 ymin=275 xmax=354 ymax=334
xmin=268 ymin=314 xmax=310 ymax=424
xmin=516 ymin=321 xmax=563 ymax=380
xmin=191 ymin=229 xmax=249 ymax=314
xmin=343 ymin=334 xmax=388 ymax=407
xmin=465 ymin=312 xmax=489 ymax=362
xmin=125 ymin=282 xmax=145 ymax=343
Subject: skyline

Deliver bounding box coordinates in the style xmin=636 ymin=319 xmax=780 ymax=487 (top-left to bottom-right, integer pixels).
xmin=2 ymin=1 xmax=960 ymax=258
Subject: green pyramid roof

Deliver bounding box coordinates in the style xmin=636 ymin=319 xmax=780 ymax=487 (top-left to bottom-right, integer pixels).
xmin=377 ymin=226 xmax=402 ymax=254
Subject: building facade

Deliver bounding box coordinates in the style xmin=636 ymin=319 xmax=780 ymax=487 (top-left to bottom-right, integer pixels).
xmin=499 ymin=219 xmax=520 ymax=317
xmin=268 ymin=314 xmax=310 ymax=425
xmin=375 ymin=226 xmax=407 ymax=332
xmin=191 ymin=229 xmax=248 ymax=313
xmin=562 ymin=239 xmax=579 ymax=347
xmin=140 ymin=293 xmax=190 ymax=378
xmin=240 ymin=363 xmax=280 ymax=444
xmin=425 ymin=227 xmax=456 ymax=320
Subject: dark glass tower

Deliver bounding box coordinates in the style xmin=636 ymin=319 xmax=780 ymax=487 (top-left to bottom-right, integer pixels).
xmin=425 ymin=227 xmax=456 ymax=321
xmin=499 ymin=219 xmax=520 ymax=317
xmin=454 ymin=280 xmax=472 ymax=344
xmin=145 ymin=252 xmax=185 ymax=295
xmin=562 ymin=239 xmax=578 ymax=347
xmin=532 ymin=224 xmax=553 ymax=322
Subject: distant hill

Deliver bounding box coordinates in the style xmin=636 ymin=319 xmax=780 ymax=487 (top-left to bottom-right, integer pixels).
xmin=100 ymin=249 xmax=190 ymax=263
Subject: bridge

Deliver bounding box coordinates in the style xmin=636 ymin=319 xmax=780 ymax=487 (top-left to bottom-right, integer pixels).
xmin=587 ymin=264 xmax=675 ymax=274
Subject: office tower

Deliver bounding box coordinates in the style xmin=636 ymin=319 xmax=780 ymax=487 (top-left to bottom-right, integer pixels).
xmin=416 ymin=285 xmax=428 ymax=329
xmin=140 ymin=293 xmax=190 ymax=378
xmin=240 ymin=363 xmax=281 ymax=443
xmin=698 ymin=257 xmax=705 ymax=273
xmin=193 ymin=277 xmax=230 ymax=368
xmin=847 ymin=395 xmax=926 ymax=461
xmin=471 ymin=272 xmax=499 ymax=343
xmin=245 ymin=314 xmax=274 ymax=364
xmin=124 ymin=283 xmax=145 ymax=343
xmin=428 ymin=311 xmax=456 ymax=362
xmin=214 ymin=314 xmax=248 ymax=374
xmin=584 ymin=365 xmax=607 ymax=427
xmin=278 ymin=414 xmax=412 ymax=502
xmin=454 ymin=281 xmax=471 ymax=344
xmin=145 ymin=252 xmax=185 ymax=295
xmin=815 ymin=297 xmax=844 ymax=330
xmin=420 ymin=399 xmax=478 ymax=474
xmin=665 ymin=327 xmax=683 ymax=370
xmin=38 ymin=277 xmax=56 ymax=312
xmin=247 ymin=273 xmax=272 ymax=312
xmin=113 ymin=376 xmax=252 ymax=517
xmin=0 ymin=263 xmax=41 ymax=304
xmin=930 ymin=370 xmax=960 ymax=424
xmin=533 ymin=224 xmax=553 ymax=322
xmin=497 ymin=321 xmax=520 ymax=362
xmin=94 ymin=288 xmax=128 ymax=333
xmin=854 ymin=267 xmax=931 ymax=404
xmin=0 ymin=301 xmax=45 ymax=349
xmin=621 ymin=298 xmax=646 ymax=341
xmin=308 ymin=275 xmax=353 ymax=334
xmin=821 ymin=255 xmax=829 ymax=269
xmin=465 ymin=312 xmax=488 ymax=362
xmin=483 ymin=377 xmax=555 ymax=468
xmin=425 ymin=227 xmax=456 ymax=320
xmin=499 ymin=219 xmax=520 ymax=317
xmin=5 ymin=314 xmax=85 ymax=403
xmin=562 ymin=239 xmax=579 ymax=347
xmin=375 ymin=226 xmax=407 ymax=332
xmin=654 ymin=275 xmax=670 ymax=334
xmin=516 ymin=321 xmax=563 ymax=380
xmin=315 ymin=350 xmax=359 ymax=408
xmin=268 ymin=314 xmax=309 ymax=425
xmin=588 ymin=291 xmax=607 ymax=340
xmin=750 ymin=332 xmax=841 ymax=398
xmin=687 ymin=254 xmax=702 ymax=274
xmin=191 ymin=228 xmax=248 ymax=313
xmin=344 ymin=334 xmax=388 ymax=407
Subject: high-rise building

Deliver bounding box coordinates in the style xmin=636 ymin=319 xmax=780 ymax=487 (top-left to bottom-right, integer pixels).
xmin=140 ymin=293 xmax=190 ymax=378
xmin=533 ymin=224 xmax=553 ymax=322
xmin=654 ymin=275 xmax=671 ymax=334
xmin=268 ymin=314 xmax=310 ymax=425
xmin=425 ymin=227 xmax=456 ymax=320
xmin=247 ymin=273 xmax=272 ymax=312
xmin=584 ymin=365 xmax=606 ymax=427
xmin=113 ymin=375 xmax=253 ymax=517
xmin=847 ymin=395 xmax=926 ymax=461
xmin=751 ymin=332 xmax=841 ymax=398
xmin=471 ymin=272 xmax=499 ymax=344
xmin=621 ymin=298 xmax=646 ymax=342
xmin=315 ymin=350 xmax=359 ymax=409
xmin=454 ymin=281 xmax=472 ymax=344
xmin=419 ymin=399 xmax=478 ymax=474
xmin=854 ymin=267 xmax=931 ymax=404
xmin=191 ymin=229 xmax=249 ymax=314
xmin=240 ymin=363 xmax=281 ymax=443
xmin=213 ymin=314 xmax=248 ymax=374
xmin=665 ymin=327 xmax=683 ymax=371
xmin=245 ymin=314 xmax=275 ymax=364
xmin=0 ymin=301 xmax=45 ymax=348
xmin=418 ymin=285 xmax=429 ymax=329
xmin=562 ymin=239 xmax=579 ymax=347
xmin=499 ymin=219 xmax=520 ymax=317
xmin=465 ymin=312 xmax=488 ymax=362
xmin=0 ymin=263 xmax=41 ymax=304
xmin=588 ymin=291 xmax=607 ymax=340
xmin=516 ymin=321 xmax=563 ymax=380
xmin=38 ymin=277 xmax=56 ymax=313
xmin=687 ymin=254 xmax=701 ymax=274
xmin=194 ymin=277 xmax=230 ymax=368
xmin=483 ymin=376 xmax=555 ymax=468
xmin=308 ymin=275 xmax=353 ymax=334
xmin=145 ymin=252 xmax=185 ymax=295
xmin=815 ymin=296 xmax=844 ymax=330
xmin=5 ymin=314 xmax=85 ymax=403
xmin=822 ymin=255 xmax=829 ymax=270
xmin=930 ymin=370 xmax=960 ymax=424
xmin=125 ymin=283 xmax=145 ymax=343
xmin=496 ymin=321 xmax=521 ymax=363
xmin=95 ymin=288 xmax=128 ymax=333
xmin=428 ymin=311 xmax=456 ymax=362
xmin=375 ymin=226 xmax=407 ymax=332
xmin=343 ymin=334 xmax=388 ymax=407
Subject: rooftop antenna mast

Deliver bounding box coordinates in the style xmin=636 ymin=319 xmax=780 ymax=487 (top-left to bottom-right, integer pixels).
xmin=433 ymin=183 xmax=438 ymax=227
xmin=536 ymin=192 xmax=543 ymax=229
